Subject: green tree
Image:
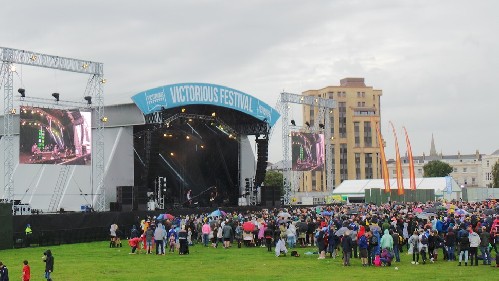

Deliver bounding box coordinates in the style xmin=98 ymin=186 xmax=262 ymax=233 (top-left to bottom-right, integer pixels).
xmin=264 ymin=170 xmax=284 ymax=189
xmin=491 ymin=160 xmax=499 ymax=188
xmin=423 ymin=160 xmax=453 ymax=177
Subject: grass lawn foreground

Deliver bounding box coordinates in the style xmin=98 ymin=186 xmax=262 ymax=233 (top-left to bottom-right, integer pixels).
xmin=0 ymin=241 xmax=495 ymax=280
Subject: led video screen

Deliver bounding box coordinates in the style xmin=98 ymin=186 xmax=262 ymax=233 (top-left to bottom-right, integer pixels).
xmin=19 ymin=106 xmax=92 ymax=165
xmin=291 ymin=132 xmax=325 ymax=171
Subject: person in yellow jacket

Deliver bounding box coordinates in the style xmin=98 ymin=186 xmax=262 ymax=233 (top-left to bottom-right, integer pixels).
xmin=25 ymin=224 xmax=33 ymax=247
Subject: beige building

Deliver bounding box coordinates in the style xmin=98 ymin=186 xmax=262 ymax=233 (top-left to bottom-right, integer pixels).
xmin=387 ymin=135 xmax=499 ymax=188
xmin=299 ymin=78 xmax=383 ymax=192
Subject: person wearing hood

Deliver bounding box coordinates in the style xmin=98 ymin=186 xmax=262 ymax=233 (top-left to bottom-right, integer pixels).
xmin=380 ymin=229 xmax=394 ymax=251
xmin=42 ymin=249 xmax=54 ymax=281
xmin=341 ymin=230 xmax=353 ymax=266
xmin=369 ymin=229 xmax=381 ymax=265
xmin=154 ymin=223 xmax=166 ymax=255
xmin=468 ymin=228 xmax=481 ymax=266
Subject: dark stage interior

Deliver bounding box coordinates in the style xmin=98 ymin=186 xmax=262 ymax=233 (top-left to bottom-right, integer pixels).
xmin=133 ymin=105 xmax=248 ymax=207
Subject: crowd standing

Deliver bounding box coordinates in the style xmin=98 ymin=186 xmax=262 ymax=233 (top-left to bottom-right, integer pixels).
xmin=118 ymin=199 xmax=498 ymax=269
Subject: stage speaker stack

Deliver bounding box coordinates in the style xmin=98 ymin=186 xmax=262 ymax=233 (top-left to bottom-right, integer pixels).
xmin=261 ymin=186 xmax=281 ymax=208
xmin=255 ymin=137 xmax=269 ymax=187
xmin=0 ymin=203 xmax=13 ymax=249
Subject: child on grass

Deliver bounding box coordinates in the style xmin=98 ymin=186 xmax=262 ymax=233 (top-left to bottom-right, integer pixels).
xmin=169 ymin=233 xmax=176 ymax=252
xmin=128 ymin=237 xmax=142 ymax=254
xmin=22 ymin=260 xmax=30 ymax=281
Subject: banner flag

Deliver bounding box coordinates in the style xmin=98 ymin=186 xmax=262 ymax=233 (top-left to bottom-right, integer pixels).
xmin=390 ymin=121 xmax=404 ymax=195
xmin=374 ymin=119 xmax=390 ymax=193
xmin=403 ymin=127 xmax=416 ymax=190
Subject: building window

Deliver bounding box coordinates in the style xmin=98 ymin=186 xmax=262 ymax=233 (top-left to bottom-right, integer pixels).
xmin=362 ymin=92 xmax=365 ymax=98
xmin=339 ymin=102 xmax=347 ymax=138
xmin=364 ymin=121 xmax=372 ymax=147
xmin=453 ymin=168 xmax=457 ymax=173
xmin=365 ymin=153 xmax=373 ymax=179
xmin=487 ymin=160 xmax=489 ymax=167
xmin=331 ymin=144 xmax=335 ymax=186
xmin=355 ymin=153 xmax=361 ymax=179
xmin=354 ymin=122 xmax=360 ymax=147
xmin=417 ymin=168 xmax=423 ymax=175
xmin=357 ymin=92 xmax=361 ymax=98
xmin=463 ymin=168 xmax=467 ymax=173
xmin=340 ymin=144 xmax=348 ymax=180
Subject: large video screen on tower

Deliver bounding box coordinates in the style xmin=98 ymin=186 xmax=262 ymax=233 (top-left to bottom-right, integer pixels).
xmin=291 ymin=132 xmax=325 ymax=171
xmin=19 ymin=106 xmax=92 ymax=165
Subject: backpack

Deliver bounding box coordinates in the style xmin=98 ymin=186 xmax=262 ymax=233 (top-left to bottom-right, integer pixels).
xmin=421 ymin=234 xmax=428 ymax=245
xmin=370 ymin=235 xmax=378 ymax=246
xmin=398 ymin=235 xmax=404 ymax=245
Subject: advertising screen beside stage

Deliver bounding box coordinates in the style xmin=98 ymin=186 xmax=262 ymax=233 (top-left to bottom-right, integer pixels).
xmin=19 ymin=106 xmax=92 ymax=165
xmin=291 ymin=132 xmax=325 ymax=171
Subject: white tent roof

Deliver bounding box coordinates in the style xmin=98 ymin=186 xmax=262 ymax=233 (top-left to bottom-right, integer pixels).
xmin=332 ymin=177 xmax=461 ymax=196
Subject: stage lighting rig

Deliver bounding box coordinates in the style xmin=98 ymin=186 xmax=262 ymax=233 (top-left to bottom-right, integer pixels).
xmin=51 ymin=92 xmax=60 ymax=101
xmin=18 ymin=88 xmax=26 ymax=98
xmin=84 ymin=96 xmax=92 ymax=104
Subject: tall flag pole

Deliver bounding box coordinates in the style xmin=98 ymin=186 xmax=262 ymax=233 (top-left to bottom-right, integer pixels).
xmin=390 ymin=121 xmax=404 ymax=195
xmin=403 ymin=126 xmax=416 ymax=190
xmin=374 ymin=119 xmax=390 ymax=193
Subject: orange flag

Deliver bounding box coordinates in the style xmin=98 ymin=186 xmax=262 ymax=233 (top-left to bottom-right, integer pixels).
xmin=403 ymin=127 xmax=416 ymax=190
xmin=390 ymin=122 xmax=404 ymax=195
xmin=374 ymin=120 xmax=390 ymax=193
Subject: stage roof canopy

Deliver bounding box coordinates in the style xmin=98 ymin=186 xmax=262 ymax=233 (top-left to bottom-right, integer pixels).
xmin=132 ymin=83 xmax=280 ymax=126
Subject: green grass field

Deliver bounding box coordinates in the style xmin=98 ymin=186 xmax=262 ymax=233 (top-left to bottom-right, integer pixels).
xmin=0 ymin=241 xmax=496 ymax=281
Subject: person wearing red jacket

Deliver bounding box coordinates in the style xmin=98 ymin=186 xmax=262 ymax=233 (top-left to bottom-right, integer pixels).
xmin=128 ymin=237 xmax=142 ymax=254
xmin=22 ymin=260 xmax=30 ymax=281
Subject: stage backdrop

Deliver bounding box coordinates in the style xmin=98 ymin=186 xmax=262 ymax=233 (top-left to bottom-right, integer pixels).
xmin=291 ymin=132 xmax=325 ymax=171
xmin=19 ymin=106 xmax=92 ymax=165
xmin=131 ymin=83 xmax=280 ymax=126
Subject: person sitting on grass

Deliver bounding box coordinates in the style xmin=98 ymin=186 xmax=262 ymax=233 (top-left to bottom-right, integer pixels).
xmin=380 ymin=248 xmax=393 ymax=266
xmin=275 ymin=238 xmax=288 ymax=257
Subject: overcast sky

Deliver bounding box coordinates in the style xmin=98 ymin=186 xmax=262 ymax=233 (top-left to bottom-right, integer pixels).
xmin=2 ymin=0 xmax=498 ymax=162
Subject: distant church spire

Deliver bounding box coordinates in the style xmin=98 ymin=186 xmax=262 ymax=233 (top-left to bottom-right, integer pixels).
xmin=430 ymin=134 xmax=437 ymax=156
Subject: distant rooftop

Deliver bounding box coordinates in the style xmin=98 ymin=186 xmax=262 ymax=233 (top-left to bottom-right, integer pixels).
xmin=339 ymin=78 xmax=366 ymax=87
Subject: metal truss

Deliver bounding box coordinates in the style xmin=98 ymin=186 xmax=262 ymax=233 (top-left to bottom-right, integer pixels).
xmin=145 ymin=111 xmax=270 ymax=136
xmin=0 ymin=47 xmax=105 ymax=211
xmin=279 ymin=92 xmax=335 ymax=205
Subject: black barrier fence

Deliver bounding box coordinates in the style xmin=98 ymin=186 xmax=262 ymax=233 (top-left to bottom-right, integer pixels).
xmin=11 ymin=206 xmax=265 ymax=249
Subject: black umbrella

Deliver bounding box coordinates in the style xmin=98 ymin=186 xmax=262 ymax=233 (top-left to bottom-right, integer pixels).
xmin=296 ymin=222 xmax=308 ymax=232
xmin=484 ymin=209 xmax=496 ymax=216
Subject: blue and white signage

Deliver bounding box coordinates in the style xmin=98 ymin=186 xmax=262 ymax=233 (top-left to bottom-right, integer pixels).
xmin=131 ymin=83 xmax=280 ymax=126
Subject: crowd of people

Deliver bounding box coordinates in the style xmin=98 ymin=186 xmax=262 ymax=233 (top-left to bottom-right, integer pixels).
xmin=119 ymin=199 xmax=499 ymax=269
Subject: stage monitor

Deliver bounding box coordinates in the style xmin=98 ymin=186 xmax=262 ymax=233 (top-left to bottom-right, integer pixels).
xmin=291 ymin=131 xmax=325 ymax=171
xmin=19 ymin=106 xmax=92 ymax=165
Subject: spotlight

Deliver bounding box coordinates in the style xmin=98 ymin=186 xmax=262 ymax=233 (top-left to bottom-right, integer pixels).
xmin=84 ymin=96 xmax=92 ymax=104
xmin=211 ymin=112 xmax=216 ymax=117
xmin=10 ymin=108 xmax=16 ymax=114
xmin=82 ymin=63 xmax=89 ymax=69
xmin=200 ymin=145 xmax=205 ymax=149
xmin=319 ymin=123 xmax=325 ymax=129
xmin=305 ymin=121 xmax=310 ymax=128
xmin=100 ymin=78 xmax=107 ymax=84
xmin=101 ymin=116 xmax=108 ymax=122
xmin=170 ymin=152 xmax=174 ymax=156
xmin=30 ymin=55 xmax=37 ymax=61
xmin=9 ymin=65 xmax=16 ymax=72
xmin=186 ymin=136 xmax=190 ymax=140
xmin=18 ymin=88 xmax=25 ymax=98
xmin=52 ymin=92 xmax=60 ymax=101
xmin=291 ymin=120 xmax=296 ymax=126
xmin=181 ymin=108 xmax=186 ymax=113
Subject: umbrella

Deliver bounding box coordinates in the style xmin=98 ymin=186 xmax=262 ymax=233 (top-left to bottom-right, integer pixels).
xmin=413 ymin=208 xmax=423 ymax=213
xmin=278 ymin=212 xmax=291 ymax=219
xmin=455 ymin=209 xmax=468 ymax=216
xmin=484 ymin=209 xmax=496 ymax=216
xmin=243 ymin=221 xmax=255 ymax=232
xmin=424 ymin=208 xmax=437 ymax=213
xmin=157 ymin=213 xmax=174 ymax=221
xmin=335 ymin=226 xmax=349 ymax=237
xmin=321 ymin=211 xmax=333 ymax=216
xmin=296 ymin=221 xmax=308 ymax=232
xmin=416 ymin=212 xmax=436 ymax=220
xmin=210 ymin=209 xmax=224 ymax=217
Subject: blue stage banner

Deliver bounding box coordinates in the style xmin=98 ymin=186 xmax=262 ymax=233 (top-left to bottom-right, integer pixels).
xmin=131 ymin=83 xmax=280 ymax=126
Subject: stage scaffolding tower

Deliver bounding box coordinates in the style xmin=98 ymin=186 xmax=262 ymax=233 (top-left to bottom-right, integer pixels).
xmin=0 ymin=47 xmax=106 ymax=211
xmin=279 ymin=92 xmax=335 ymax=205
